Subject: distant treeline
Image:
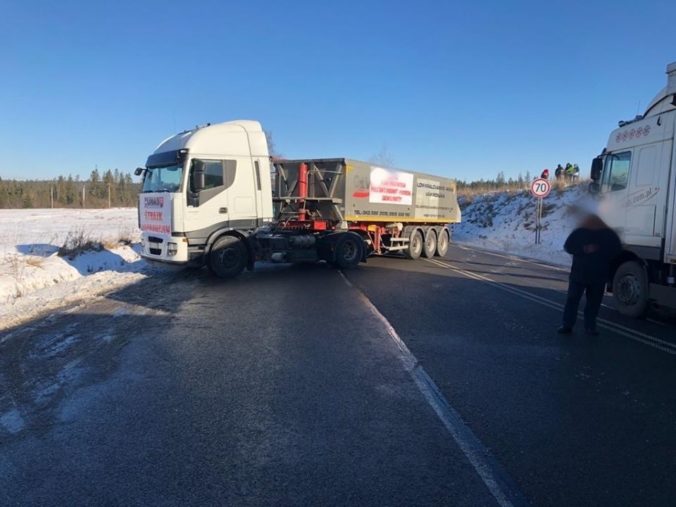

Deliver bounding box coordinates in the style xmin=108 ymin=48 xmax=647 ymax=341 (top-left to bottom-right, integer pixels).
xmin=456 ymin=171 xmax=533 ymax=195
xmin=0 ymin=169 xmax=140 ymax=209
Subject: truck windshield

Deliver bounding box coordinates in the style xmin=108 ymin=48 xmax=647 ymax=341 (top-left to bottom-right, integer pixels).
xmin=142 ymin=164 xmax=183 ymax=193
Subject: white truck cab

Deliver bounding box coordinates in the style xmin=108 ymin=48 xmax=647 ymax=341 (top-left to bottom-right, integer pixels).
xmin=137 ymin=120 xmax=273 ymax=264
xmin=590 ymin=62 xmax=676 ymax=316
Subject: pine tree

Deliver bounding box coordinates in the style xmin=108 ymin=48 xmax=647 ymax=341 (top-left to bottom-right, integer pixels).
xmin=65 ymin=175 xmax=76 ymax=205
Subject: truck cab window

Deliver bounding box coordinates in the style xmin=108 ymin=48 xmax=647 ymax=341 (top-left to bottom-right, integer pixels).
xmin=602 ymin=151 xmax=631 ymax=192
xmin=203 ymin=161 xmax=224 ymax=189
xmin=190 ymin=159 xmax=238 ymax=194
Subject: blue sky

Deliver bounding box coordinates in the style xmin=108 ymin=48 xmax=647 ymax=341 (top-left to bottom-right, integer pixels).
xmin=1 ymin=0 xmax=674 ymax=182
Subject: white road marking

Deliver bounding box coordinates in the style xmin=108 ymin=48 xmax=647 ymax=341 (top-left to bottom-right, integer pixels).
xmin=456 ymin=246 xmax=627 ymax=313
xmin=340 ymin=271 xmax=526 ymax=507
xmin=454 ymin=243 xmax=570 ymax=273
xmin=426 ymin=258 xmax=676 ymax=355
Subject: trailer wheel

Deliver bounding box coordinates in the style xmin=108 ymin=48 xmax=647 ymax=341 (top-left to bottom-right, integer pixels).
xmin=612 ymin=261 xmax=649 ymax=318
xmin=334 ymin=233 xmax=363 ymax=269
xmin=422 ymin=229 xmax=437 ymax=258
xmin=208 ymin=235 xmax=247 ymax=279
xmin=435 ymin=228 xmax=449 ymax=257
xmin=405 ymin=230 xmax=423 ymax=260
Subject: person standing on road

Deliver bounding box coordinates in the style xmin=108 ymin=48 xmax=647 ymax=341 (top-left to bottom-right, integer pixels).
xmin=555 ymin=164 xmax=564 ymax=181
xmin=558 ymin=208 xmax=622 ymax=336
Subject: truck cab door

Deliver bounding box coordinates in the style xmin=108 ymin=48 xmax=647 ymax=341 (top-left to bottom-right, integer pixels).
xmin=227 ymin=158 xmax=258 ymax=228
xmin=184 ymin=158 xmax=235 ymax=235
xmin=667 ymin=133 xmax=676 ymax=263
xmin=624 ymin=140 xmax=673 ymax=248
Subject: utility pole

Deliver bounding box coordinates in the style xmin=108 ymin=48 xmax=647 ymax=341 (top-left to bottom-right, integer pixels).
xmin=82 ymin=185 xmax=86 ymax=208
xmin=50 ymin=186 xmax=54 ymax=209
xmin=108 ymin=183 xmax=111 ymax=208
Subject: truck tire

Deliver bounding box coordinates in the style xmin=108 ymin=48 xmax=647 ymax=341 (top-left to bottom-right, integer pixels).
xmin=334 ymin=233 xmax=363 ymax=269
xmin=612 ymin=261 xmax=649 ymax=318
xmin=208 ymin=235 xmax=247 ymax=279
xmin=405 ymin=230 xmax=423 ymax=260
xmin=435 ymin=228 xmax=449 ymax=257
xmin=422 ymin=228 xmax=437 ymax=258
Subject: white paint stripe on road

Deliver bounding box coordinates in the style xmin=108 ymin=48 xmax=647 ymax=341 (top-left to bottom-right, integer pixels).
xmin=427 ymin=258 xmax=676 ymax=352
xmin=456 ymin=245 xmax=665 ymax=320
xmin=457 ymin=247 xmax=672 ymax=329
xmin=339 ymin=271 xmax=527 ymax=507
xmin=454 ymin=244 xmax=570 ymax=273
xmin=426 ymin=259 xmax=676 ymax=355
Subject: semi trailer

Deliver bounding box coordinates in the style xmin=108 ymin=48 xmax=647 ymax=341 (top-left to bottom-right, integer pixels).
xmin=136 ymin=120 xmax=460 ymax=278
xmin=589 ymin=61 xmax=676 ymax=316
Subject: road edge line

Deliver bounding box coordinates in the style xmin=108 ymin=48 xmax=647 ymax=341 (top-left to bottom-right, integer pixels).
xmin=339 ymin=271 xmax=527 ymax=507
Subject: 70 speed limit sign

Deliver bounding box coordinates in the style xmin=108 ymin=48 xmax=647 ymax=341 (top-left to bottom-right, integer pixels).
xmin=530 ymin=178 xmax=551 ymax=198
xmin=530 ymin=178 xmax=551 ymax=245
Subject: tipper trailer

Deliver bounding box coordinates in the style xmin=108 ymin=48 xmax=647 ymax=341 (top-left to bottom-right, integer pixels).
xmin=136 ymin=120 xmax=460 ymax=278
xmin=589 ymin=61 xmax=676 ymax=316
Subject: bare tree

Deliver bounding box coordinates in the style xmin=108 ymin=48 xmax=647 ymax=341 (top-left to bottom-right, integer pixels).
xmin=368 ymin=144 xmax=395 ymax=167
xmin=264 ymin=130 xmax=281 ymax=158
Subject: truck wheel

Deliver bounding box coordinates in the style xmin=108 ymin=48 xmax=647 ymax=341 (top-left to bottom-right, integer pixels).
xmin=612 ymin=261 xmax=649 ymax=318
xmin=422 ymin=229 xmax=437 ymax=258
xmin=405 ymin=230 xmax=423 ymax=260
xmin=208 ymin=235 xmax=247 ymax=279
xmin=334 ymin=233 xmax=363 ymax=269
xmin=435 ymin=228 xmax=449 ymax=257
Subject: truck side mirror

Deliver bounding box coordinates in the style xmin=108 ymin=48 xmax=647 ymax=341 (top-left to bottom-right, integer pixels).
xmin=191 ymin=161 xmax=205 ymax=192
xmin=134 ymin=167 xmax=145 ymax=176
xmin=590 ymin=156 xmax=603 ymax=181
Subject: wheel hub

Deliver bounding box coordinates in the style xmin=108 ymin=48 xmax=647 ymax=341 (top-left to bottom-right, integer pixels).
xmin=220 ymin=248 xmax=239 ymax=268
xmin=342 ymin=240 xmax=357 ymax=262
xmin=617 ymin=274 xmax=641 ymax=305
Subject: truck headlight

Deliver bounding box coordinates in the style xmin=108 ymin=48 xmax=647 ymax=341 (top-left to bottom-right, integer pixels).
xmin=167 ymin=242 xmax=178 ymax=256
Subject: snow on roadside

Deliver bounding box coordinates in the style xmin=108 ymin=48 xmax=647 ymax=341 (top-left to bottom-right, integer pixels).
xmin=0 ymin=208 xmax=148 ymax=331
xmin=453 ymin=184 xmax=588 ymax=267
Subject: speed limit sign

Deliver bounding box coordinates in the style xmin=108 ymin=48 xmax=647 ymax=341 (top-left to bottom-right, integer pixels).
xmin=530 ymin=178 xmax=551 ymax=198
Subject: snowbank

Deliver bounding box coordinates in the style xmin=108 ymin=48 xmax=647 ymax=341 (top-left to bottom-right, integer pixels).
xmin=0 ymin=208 xmax=147 ymax=330
xmin=453 ymin=185 xmax=588 ymax=266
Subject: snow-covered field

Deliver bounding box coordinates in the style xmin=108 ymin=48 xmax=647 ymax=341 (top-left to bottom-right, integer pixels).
xmin=0 ymin=208 xmax=147 ymax=330
xmin=453 ymin=185 xmax=587 ymax=267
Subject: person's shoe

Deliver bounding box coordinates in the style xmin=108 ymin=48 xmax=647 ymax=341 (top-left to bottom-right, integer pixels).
xmin=585 ymin=328 xmax=600 ymax=337
xmin=557 ymin=326 xmax=573 ymax=335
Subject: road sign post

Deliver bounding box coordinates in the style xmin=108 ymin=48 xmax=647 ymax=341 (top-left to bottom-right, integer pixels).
xmin=530 ymin=178 xmax=551 ymax=245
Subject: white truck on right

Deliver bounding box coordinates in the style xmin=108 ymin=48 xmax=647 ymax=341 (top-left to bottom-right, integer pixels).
xmin=590 ymin=61 xmax=676 ymax=317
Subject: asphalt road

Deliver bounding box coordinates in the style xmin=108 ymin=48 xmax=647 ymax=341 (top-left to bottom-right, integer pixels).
xmin=1 ymin=244 xmax=675 ymax=506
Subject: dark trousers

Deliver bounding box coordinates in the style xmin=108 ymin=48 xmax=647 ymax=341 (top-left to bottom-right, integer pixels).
xmin=562 ymin=279 xmax=605 ymax=330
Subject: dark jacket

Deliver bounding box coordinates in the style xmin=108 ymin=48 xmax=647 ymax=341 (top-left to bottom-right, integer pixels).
xmin=564 ymin=220 xmax=622 ymax=284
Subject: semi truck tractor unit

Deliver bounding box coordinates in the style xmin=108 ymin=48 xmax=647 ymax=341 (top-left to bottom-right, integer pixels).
xmin=137 ymin=120 xmax=460 ymax=278
xmin=589 ymin=61 xmax=676 ymax=316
